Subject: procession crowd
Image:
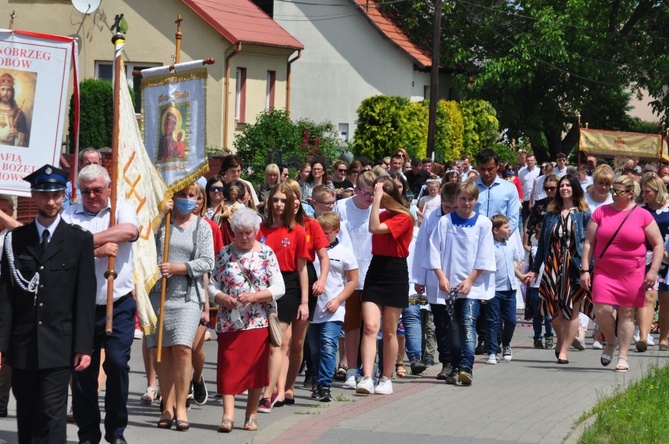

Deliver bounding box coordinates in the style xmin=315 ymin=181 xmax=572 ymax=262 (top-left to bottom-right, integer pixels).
xmin=1 ymin=145 xmax=669 ymax=443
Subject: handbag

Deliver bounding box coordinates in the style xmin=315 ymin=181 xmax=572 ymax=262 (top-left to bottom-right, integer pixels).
xmin=230 ymin=250 xmax=283 ymax=347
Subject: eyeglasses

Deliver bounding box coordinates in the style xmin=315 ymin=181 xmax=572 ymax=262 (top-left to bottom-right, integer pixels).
xmin=315 ymin=199 xmax=335 ymax=207
xmin=80 ymin=187 xmax=105 ymax=196
xmin=209 ymin=186 xmax=224 ymax=192
xmin=338 ymin=169 xmax=347 ymax=173
xmin=543 ymin=187 xmax=556 ymax=192
xmin=610 ymin=188 xmax=629 ymax=196
xmin=357 ymin=189 xmax=374 ymax=199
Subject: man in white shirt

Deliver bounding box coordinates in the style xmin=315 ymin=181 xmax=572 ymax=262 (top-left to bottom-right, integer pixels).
xmin=334 ymin=171 xmax=376 ymax=389
xmin=62 ymin=165 xmax=139 ymax=444
xmin=518 ymin=154 xmax=540 ymax=221
xmin=554 ymin=153 xmax=568 ymax=177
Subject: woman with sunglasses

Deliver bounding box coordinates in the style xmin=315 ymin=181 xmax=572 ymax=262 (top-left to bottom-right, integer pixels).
xmin=204 ymin=175 xmax=225 ymax=220
xmin=524 ymin=174 xmax=591 ymax=365
xmin=580 ymin=175 xmax=664 ymax=372
xmin=331 ymin=160 xmax=353 ymax=200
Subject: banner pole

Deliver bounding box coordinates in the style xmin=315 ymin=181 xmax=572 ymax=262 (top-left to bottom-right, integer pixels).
xmin=105 ymin=25 xmax=124 ymax=335
xmin=157 ymin=15 xmax=184 ymax=363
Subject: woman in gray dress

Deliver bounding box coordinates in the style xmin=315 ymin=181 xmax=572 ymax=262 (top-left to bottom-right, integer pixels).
xmin=148 ymin=183 xmax=214 ymax=431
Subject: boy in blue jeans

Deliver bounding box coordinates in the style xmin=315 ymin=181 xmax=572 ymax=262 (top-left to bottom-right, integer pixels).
xmin=486 ymin=214 xmax=528 ymax=364
xmin=308 ymin=212 xmax=358 ymax=401
xmin=427 ymin=181 xmax=496 ymax=385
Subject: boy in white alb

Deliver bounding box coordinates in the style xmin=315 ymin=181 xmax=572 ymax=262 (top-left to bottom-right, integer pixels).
xmin=426 ymin=181 xmax=496 ymax=386
xmin=307 ymin=212 xmax=359 ymax=402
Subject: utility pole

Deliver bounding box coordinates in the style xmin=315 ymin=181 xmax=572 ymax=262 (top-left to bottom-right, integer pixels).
xmin=426 ymin=0 xmax=442 ymax=159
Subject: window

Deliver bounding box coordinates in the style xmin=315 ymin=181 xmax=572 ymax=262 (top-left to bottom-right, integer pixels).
xmin=338 ymin=123 xmax=349 ymax=142
xmin=95 ymin=61 xmax=161 ymax=113
xmin=266 ymin=70 xmax=276 ymax=110
xmin=235 ymin=67 xmax=247 ymax=123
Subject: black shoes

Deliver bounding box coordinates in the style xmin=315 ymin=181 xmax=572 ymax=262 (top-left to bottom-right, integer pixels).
xmin=192 ymin=376 xmax=208 ymax=405
xmin=445 ymin=368 xmax=459 ymax=385
xmin=0 ymin=404 xmax=7 ymax=417
xmin=436 ymin=363 xmax=452 ymax=381
xmin=318 ymin=387 xmax=332 ymax=402
xmin=410 ymin=360 xmax=427 ymax=375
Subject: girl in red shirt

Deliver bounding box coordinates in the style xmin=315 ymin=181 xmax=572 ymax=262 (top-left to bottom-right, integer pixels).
xmin=257 ymin=183 xmax=309 ymax=412
xmin=282 ymin=179 xmax=330 ymax=403
xmin=357 ymin=176 xmax=414 ymax=396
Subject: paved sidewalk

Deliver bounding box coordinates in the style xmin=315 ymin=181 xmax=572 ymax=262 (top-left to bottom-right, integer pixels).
xmin=0 ymin=326 xmax=666 ymax=443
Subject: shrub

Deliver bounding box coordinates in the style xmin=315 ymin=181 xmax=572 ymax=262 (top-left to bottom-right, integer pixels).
xmin=434 ymin=100 xmax=464 ymax=163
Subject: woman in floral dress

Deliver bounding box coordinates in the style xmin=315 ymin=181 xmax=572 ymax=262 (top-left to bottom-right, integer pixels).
xmin=208 ymin=208 xmax=285 ymax=433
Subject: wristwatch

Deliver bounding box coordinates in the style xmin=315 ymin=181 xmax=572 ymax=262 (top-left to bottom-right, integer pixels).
xmin=580 ymin=269 xmax=590 ymax=274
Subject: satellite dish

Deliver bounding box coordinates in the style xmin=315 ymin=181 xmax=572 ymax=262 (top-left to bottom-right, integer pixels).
xmin=71 ymin=0 xmax=101 ymax=14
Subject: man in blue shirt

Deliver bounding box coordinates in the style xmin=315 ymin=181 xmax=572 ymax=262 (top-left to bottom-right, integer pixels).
xmin=473 ymin=149 xmax=521 ymax=355
xmin=474 ymin=149 xmax=520 ymax=233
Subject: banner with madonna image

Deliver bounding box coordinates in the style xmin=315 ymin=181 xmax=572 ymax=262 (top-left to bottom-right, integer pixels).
xmin=140 ymin=61 xmax=208 ymax=190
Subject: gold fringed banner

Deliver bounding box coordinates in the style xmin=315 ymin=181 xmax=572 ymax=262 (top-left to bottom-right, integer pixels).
xmin=580 ymin=128 xmax=667 ymax=161
xmin=140 ymin=63 xmax=209 ymax=192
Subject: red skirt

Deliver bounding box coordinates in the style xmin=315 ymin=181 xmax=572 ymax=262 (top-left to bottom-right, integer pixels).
xmin=217 ymin=328 xmax=269 ymax=395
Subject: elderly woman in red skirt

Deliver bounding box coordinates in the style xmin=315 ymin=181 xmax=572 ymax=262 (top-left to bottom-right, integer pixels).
xmin=208 ymin=207 xmax=285 ymax=433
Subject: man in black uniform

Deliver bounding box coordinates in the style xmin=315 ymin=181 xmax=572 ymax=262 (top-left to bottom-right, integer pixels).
xmin=0 ymin=164 xmax=96 ymax=444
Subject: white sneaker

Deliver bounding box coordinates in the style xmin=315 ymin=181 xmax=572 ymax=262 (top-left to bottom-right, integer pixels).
xmin=592 ymin=340 xmax=604 ymax=350
xmin=343 ymin=373 xmax=357 ymax=390
xmin=355 ymin=376 xmax=375 ymax=394
xmin=134 ymin=328 xmax=143 ymax=339
xmin=502 ymin=346 xmax=512 ymax=362
xmin=647 ymin=334 xmax=656 ymax=346
xmin=486 ymin=354 xmax=498 ymax=365
xmin=633 ymin=327 xmax=640 ymax=343
xmin=374 ymin=376 xmax=393 ymax=395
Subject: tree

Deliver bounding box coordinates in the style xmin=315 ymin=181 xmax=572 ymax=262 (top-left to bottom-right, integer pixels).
xmin=233 ymin=109 xmax=341 ymax=183
xmin=353 ymin=95 xmax=428 ymax=160
xmin=69 ymin=79 xmax=114 ymax=150
xmin=458 ymin=100 xmax=499 ymax=158
xmin=379 ymin=0 xmax=669 ymax=161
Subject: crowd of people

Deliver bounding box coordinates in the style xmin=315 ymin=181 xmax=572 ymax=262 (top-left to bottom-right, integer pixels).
xmin=2 ymin=145 xmax=669 ymax=442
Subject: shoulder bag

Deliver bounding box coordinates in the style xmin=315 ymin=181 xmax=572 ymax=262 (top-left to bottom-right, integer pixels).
xmin=230 ymin=249 xmax=282 ymax=347
xmin=599 ymin=205 xmax=636 ymax=259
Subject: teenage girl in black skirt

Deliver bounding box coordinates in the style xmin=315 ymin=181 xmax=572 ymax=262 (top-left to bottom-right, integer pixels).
xmin=356 ymin=176 xmax=415 ymax=395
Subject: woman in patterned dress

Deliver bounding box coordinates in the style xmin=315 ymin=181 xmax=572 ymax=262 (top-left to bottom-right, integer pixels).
xmin=149 ymin=183 xmax=215 ymax=430
xmin=524 ymin=174 xmax=591 ymax=365
xmin=208 ymin=208 xmax=285 ymax=432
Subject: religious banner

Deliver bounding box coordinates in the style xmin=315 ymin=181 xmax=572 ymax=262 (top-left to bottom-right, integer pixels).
xmin=580 ymin=128 xmax=667 ymax=161
xmin=0 ymin=30 xmax=78 ymax=197
xmin=117 ymin=55 xmax=171 ymax=334
xmin=140 ymin=61 xmax=208 ymax=190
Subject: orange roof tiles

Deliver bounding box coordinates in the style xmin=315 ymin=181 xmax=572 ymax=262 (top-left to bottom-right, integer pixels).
xmin=352 ymin=0 xmax=432 ymax=69
xmin=182 ymin=0 xmax=303 ymax=50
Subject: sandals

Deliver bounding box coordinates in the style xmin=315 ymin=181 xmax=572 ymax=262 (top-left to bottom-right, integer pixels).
xmin=335 ymin=365 xmax=348 ymax=381
xmin=141 ymin=386 xmax=157 ymax=405
xmin=244 ymin=417 xmax=258 ymax=431
xmin=660 ymin=343 xmax=669 ymax=352
xmin=395 ymin=363 xmax=407 ymax=378
xmin=600 ymin=343 xmax=616 ymax=367
xmin=217 ymin=418 xmax=234 ymax=433
xmin=636 ymin=338 xmax=648 ymax=352
xmin=157 ymin=415 xmax=174 ymax=429
xmin=615 ymin=357 xmax=629 ymax=373
xmin=175 ymin=419 xmax=190 ymax=431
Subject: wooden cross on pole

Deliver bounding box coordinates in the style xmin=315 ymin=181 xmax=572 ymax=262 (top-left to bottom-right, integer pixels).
xmin=111 ymin=13 xmax=124 ymax=33
xmin=174 ymin=15 xmax=183 ymax=64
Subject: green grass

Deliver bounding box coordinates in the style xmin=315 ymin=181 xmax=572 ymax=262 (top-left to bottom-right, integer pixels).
xmin=579 ymin=364 xmax=669 ymax=443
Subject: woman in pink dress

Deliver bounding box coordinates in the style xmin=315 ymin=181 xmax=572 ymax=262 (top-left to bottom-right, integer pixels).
xmin=580 ymin=175 xmax=664 ymax=372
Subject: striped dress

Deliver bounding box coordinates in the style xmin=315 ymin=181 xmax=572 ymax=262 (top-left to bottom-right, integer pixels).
xmin=539 ymin=210 xmax=592 ymax=320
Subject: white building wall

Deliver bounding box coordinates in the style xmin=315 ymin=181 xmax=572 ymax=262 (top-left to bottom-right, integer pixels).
xmin=274 ymin=0 xmax=431 ymax=141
